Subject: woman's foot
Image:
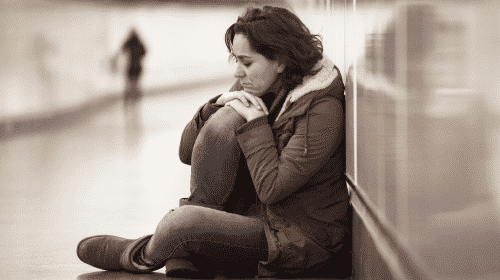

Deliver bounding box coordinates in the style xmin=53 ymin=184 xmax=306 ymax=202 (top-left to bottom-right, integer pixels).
xmin=77 ymin=234 xmax=163 ymax=273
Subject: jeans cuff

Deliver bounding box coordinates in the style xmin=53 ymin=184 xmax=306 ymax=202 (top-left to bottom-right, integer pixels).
xmin=179 ymin=198 xmax=224 ymax=211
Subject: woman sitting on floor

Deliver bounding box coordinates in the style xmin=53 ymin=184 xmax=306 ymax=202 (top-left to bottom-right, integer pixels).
xmin=77 ymin=5 xmax=351 ymax=278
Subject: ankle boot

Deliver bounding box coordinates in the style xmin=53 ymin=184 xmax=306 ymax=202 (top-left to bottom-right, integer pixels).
xmin=77 ymin=234 xmax=164 ymax=273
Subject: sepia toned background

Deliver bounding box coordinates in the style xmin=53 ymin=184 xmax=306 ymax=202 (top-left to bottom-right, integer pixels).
xmin=1 ymin=0 xmax=500 ymax=279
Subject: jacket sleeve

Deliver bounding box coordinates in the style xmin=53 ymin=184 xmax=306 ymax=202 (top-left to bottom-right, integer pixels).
xmin=236 ymin=95 xmax=344 ymax=204
xmin=178 ymin=80 xmax=242 ymax=165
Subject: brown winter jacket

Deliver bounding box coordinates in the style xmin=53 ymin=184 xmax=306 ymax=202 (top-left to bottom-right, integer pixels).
xmin=179 ymin=56 xmax=350 ymax=277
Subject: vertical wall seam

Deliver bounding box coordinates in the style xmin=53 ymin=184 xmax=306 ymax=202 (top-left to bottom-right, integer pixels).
xmin=352 ymin=0 xmax=357 ymax=184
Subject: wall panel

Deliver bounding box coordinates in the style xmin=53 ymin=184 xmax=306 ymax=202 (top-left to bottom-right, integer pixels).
xmin=291 ymin=1 xmax=500 ymax=279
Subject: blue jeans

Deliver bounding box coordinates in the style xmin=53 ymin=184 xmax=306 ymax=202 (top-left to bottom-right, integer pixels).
xmin=144 ymin=107 xmax=268 ymax=271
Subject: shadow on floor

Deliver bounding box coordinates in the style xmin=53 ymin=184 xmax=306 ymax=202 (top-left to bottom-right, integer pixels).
xmin=77 ymin=271 xmax=167 ymax=280
xmin=77 ymin=271 xmax=351 ymax=280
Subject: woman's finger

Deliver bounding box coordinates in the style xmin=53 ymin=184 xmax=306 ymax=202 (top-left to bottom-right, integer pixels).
xmin=248 ymin=94 xmax=268 ymax=115
xmin=237 ymin=95 xmax=250 ymax=107
xmin=256 ymin=97 xmax=269 ymax=115
xmin=243 ymin=92 xmax=264 ymax=111
xmin=226 ymin=99 xmax=243 ymax=108
xmin=225 ymin=100 xmax=245 ymax=117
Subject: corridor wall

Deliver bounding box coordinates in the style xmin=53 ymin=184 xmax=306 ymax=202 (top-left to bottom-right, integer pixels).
xmin=288 ymin=1 xmax=500 ymax=279
xmin=0 ymin=1 xmax=239 ymax=121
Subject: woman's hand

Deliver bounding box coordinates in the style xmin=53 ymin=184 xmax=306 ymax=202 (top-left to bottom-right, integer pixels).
xmin=225 ymin=99 xmax=267 ymax=122
xmin=216 ymin=90 xmax=269 ymax=115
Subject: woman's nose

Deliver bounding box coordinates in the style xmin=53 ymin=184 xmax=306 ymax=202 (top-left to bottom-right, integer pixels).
xmin=233 ymin=64 xmax=245 ymax=78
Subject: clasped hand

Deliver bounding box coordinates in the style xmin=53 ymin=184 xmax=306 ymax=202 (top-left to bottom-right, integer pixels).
xmin=216 ymin=90 xmax=269 ymax=122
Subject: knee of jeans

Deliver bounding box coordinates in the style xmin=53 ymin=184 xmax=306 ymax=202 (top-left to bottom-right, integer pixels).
xmin=205 ymin=107 xmax=246 ymax=136
xmin=156 ymin=206 xmax=206 ymax=237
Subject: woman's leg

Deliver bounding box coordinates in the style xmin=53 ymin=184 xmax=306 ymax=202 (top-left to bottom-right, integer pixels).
xmin=184 ymin=106 xmax=248 ymax=209
xmin=144 ymin=205 xmax=268 ymax=268
xmin=76 ymin=205 xmax=267 ymax=275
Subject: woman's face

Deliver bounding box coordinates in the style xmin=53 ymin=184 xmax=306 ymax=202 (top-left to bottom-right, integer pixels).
xmin=232 ymin=33 xmax=284 ymax=97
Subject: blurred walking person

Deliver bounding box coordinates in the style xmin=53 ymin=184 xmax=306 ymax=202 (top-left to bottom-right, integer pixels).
xmin=121 ymin=28 xmax=147 ymax=101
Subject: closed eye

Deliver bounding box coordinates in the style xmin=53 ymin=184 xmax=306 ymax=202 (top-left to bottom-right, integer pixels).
xmin=237 ymin=58 xmax=252 ymax=67
xmin=234 ymin=55 xmax=252 ymax=67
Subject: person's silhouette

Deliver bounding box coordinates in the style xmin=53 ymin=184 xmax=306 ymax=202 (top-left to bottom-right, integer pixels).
xmin=122 ymin=28 xmax=147 ymax=100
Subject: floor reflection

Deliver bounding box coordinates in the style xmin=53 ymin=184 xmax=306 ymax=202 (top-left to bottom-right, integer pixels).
xmin=0 ymin=81 xmax=233 ymax=280
xmin=123 ymin=98 xmax=145 ymax=155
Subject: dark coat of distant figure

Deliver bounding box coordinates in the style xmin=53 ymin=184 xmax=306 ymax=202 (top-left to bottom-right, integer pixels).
xmin=122 ymin=29 xmax=147 ymax=100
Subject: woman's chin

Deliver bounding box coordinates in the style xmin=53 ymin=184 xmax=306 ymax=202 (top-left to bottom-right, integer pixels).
xmin=244 ymin=88 xmax=264 ymax=97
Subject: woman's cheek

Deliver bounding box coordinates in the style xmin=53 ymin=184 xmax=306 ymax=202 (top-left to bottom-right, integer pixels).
xmin=252 ymin=80 xmax=263 ymax=95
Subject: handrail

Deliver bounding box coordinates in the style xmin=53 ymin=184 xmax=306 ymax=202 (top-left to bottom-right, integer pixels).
xmin=345 ymin=173 xmax=433 ymax=280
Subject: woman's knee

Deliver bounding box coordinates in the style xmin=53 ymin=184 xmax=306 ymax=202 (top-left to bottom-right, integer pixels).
xmin=204 ymin=106 xmax=246 ymax=137
xmin=146 ymin=206 xmax=209 ymax=261
xmin=155 ymin=206 xmax=207 ymax=237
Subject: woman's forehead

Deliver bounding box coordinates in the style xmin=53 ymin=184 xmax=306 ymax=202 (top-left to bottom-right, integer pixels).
xmin=232 ymin=34 xmax=256 ymax=57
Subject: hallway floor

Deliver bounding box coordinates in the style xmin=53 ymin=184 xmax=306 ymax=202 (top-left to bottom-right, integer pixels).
xmin=0 ymin=81 xmax=234 ymax=279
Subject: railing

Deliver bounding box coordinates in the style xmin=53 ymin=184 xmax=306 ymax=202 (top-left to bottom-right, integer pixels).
xmin=346 ymin=173 xmax=432 ymax=280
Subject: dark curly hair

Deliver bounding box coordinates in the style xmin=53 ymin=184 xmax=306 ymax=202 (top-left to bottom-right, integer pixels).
xmin=225 ymin=6 xmax=324 ymax=93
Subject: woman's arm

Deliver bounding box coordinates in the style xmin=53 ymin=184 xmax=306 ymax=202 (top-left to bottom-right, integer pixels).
xmin=236 ymin=96 xmax=344 ymax=204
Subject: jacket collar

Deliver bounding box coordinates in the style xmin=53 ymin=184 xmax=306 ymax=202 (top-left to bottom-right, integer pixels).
xmin=275 ymin=55 xmax=337 ymax=120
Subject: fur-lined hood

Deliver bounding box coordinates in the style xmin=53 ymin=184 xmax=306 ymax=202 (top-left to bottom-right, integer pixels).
xmin=276 ymin=55 xmax=338 ymax=120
